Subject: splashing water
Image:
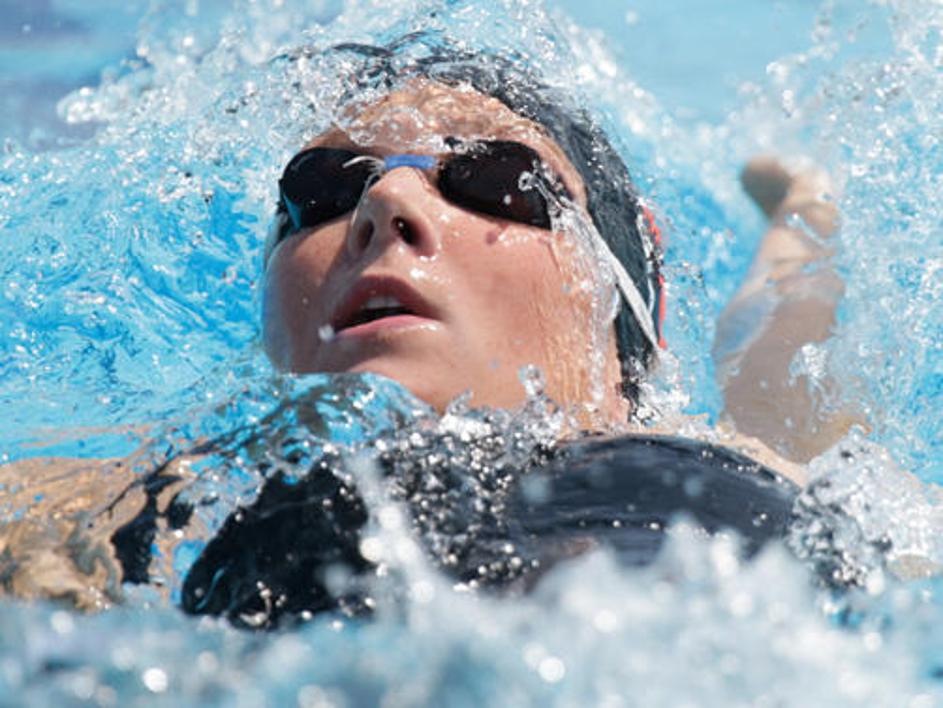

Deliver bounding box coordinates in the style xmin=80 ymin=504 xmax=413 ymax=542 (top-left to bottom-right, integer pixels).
xmin=1 ymin=0 xmax=943 ymax=704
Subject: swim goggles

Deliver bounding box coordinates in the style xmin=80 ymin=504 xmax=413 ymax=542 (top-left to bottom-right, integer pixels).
xmin=272 ymin=139 xmax=662 ymax=354
xmin=275 ymin=139 xmax=567 ymax=240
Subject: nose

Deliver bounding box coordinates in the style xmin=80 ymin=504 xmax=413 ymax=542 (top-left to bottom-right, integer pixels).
xmin=346 ymin=168 xmax=440 ymax=260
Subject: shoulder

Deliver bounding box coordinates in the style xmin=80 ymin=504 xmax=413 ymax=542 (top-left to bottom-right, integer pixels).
xmin=621 ymin=416 xmax=807 ymax=487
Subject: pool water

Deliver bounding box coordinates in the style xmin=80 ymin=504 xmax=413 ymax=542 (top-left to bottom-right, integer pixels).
xmin=1 ymin=0 xmax=942 ymax=704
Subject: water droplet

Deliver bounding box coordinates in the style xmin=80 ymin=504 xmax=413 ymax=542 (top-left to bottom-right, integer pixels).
xmin=683 ymin=476 xmax=705 ymax=498
xmin=538 ymin=656 xmax=566 ymax=683
xmin=50 ymin=611 xmax=74 ymax=635
xmin=519 ymin=365 xmax=545 ymax=398
xmin=142 ymin=667 xmax=168 ymax=693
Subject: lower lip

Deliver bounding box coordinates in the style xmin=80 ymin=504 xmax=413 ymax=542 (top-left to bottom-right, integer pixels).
xmin=333 ymin=314 xmax=438 ymax=339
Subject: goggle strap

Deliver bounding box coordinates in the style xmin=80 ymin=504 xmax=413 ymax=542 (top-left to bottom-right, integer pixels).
xmin=597 ymin=238 xmax=661 ymax=360
xmin=343 ymin=155 xmax=382 ymax=166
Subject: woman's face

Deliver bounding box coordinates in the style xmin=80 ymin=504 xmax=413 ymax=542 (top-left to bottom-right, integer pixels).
xmin=263 ymin=82 xmax=627 ymax=424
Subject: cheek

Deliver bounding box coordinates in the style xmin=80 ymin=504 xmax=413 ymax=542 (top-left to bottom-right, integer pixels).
xmin=262 ymin=235 xmax=338 ymax=365
xmin=262 ymin=260 xmax=305 ymax=367
xmin=463 ymin=231 xmax=593 ymax=342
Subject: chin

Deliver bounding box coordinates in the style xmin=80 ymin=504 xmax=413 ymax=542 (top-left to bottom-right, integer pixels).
xmin=344 ymin=359 xmax=453 ymax=411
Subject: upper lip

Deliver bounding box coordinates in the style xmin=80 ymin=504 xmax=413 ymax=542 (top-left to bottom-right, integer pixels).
xmin=330 ymin=275 xmax=439 ymax=332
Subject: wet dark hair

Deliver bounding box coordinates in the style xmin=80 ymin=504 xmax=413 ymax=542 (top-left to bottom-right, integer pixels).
xmin=283 ymin=33 xmax=662 ymax=398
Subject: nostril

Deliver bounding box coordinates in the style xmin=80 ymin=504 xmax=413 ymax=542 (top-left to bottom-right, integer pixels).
xmin=355 ymin=222 xmax=374 ymax=252
xmin=393 ymin=217 xmax=417 ymax=246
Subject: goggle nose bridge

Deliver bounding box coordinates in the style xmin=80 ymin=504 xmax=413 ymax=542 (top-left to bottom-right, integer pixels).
xmin=342 ymin=153 xmax=439 ymax=178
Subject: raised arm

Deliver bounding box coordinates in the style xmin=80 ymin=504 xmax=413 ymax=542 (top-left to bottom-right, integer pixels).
xmin=714 ymin=158 xmax=861 ymax=464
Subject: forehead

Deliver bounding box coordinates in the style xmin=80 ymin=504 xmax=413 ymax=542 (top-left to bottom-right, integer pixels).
xmin=305 ymin=81 xmax=587 ymax=204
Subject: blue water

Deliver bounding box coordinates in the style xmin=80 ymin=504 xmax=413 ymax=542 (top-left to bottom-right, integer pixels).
xmin=1 ymin=0 xmax=942 ymax=704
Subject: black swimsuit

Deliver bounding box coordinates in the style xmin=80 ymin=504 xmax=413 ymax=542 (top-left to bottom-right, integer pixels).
xmin=174 ymin=434 xmax=797 ymax=627
xmin=508 ymin=434 xmax=796 ymax=567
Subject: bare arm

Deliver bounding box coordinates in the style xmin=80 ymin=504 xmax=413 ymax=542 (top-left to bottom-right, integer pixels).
xmin=0 ymin=454 xmax=194 ymax=609
xmin=0 ymin=457 xmax=135 ymax=608
xmin=714 ymin=158 xmax=862 ymax=464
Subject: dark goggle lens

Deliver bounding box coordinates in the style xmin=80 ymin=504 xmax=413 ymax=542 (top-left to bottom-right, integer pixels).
xmin=278 ymin=147 xmax=373 ymax=232
xmin=440 ymin=141 xmax=559 ymax=230
xmin=276 ymin=140 xmax=567 ymax=242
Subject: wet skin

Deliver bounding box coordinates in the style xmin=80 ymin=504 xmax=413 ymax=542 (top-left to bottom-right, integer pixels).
xmin=263 ymin=82 xmax=628 ymax=425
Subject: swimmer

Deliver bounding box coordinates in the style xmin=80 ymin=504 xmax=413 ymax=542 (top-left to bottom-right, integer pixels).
xmin=173 ymin=44 xmax=863 ymax=623
xmin=0 ymin=39 xmax=869 ymax=614
xmin=261 ymin=44 xmax=851 ymax=477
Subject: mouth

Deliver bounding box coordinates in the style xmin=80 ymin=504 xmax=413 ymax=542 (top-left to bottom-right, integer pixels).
xmin=341 ymin=295 xmax=416 ymax=329
xmin=331 ymin=277 xmax=438 ymax=336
